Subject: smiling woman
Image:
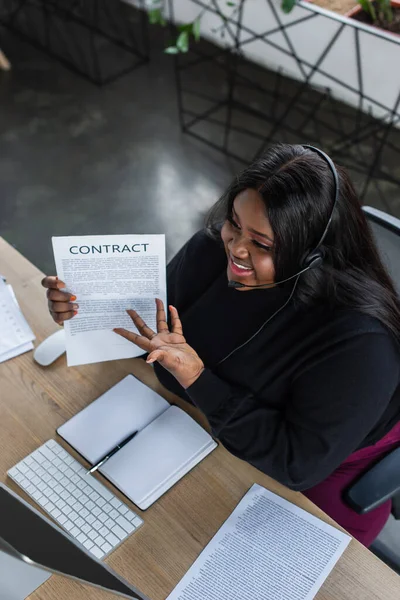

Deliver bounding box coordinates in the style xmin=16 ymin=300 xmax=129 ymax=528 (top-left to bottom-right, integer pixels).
xmin=42 ymin=143 xmax=400 ymax=548
xmin=221 ymin=189 xmax=276 ymax=287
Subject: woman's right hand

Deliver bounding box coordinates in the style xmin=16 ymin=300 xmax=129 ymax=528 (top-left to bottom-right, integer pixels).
xmin=41 ymin=276 xmax=79 ymax=325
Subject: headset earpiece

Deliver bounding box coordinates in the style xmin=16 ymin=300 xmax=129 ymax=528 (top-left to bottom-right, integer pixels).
xmin=303 ymin=250 xmax=323 ymax=270
xmin=300 ymin=145 xmax=339 ymax=273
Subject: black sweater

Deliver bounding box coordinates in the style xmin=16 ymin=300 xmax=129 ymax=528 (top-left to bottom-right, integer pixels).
xmin=153 ymin=230 xmax=400 ymax=491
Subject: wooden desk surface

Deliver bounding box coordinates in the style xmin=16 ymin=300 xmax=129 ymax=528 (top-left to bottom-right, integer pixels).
xmin=0 ymin=237 xmax=399 ymax=600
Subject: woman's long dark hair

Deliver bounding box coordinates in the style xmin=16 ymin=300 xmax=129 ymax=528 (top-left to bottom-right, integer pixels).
xmin=207 ymin=143 xmax=400 ymax=340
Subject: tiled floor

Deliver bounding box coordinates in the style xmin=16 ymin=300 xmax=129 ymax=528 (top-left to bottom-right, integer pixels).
xmin=0 ymin=23 xmax=232 ymax=274
xmin=0 ymin=8 xmax=399 ymax=568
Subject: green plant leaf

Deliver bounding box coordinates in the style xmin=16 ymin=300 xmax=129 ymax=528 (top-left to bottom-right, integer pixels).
xmin=149 ymin=8 xmax=160 ymax=24
xmin=178 ymin=23 xmax=193 ymax=32
xmin=164 ymin=46 xmax=179 ymax=54
xmin=380 ymin=0 xmax=393 ymax=22
xmin=281 ymin=0 xmax=296 ymax=13
xmin=358 ymin=0 xmax=376 ymax=20
xmin=357 ymin=0 xmax=369 ymax=10
xmin=193 ymin=17 xmax=201 ymax=42
xmin=176 ymin=30 xmax=189 ymax=53
xmin=148 ymin=8 xmax=166 ymax=25
xmin=226 ymin=1 xmax=235 ymax=5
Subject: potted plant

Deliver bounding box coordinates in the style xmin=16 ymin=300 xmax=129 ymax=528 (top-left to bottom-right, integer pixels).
xmin=347 ymin=0 xmax=400 ymax=35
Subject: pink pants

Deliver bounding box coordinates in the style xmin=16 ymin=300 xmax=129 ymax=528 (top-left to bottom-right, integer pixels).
xmin=303 ymin=420 xmax=400 ymax=547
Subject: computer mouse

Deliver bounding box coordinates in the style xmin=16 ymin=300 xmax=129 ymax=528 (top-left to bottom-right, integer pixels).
xmin=33 ymin=329 xmax=66 ymax=366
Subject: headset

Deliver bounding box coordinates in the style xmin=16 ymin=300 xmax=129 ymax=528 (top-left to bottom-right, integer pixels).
xmin=228 ymin=145 xmax=340 ymax=289
xmin=218 ymin=145 xmax=340 ymax=366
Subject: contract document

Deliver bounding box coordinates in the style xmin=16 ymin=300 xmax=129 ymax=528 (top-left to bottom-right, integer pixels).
xmin=166 ymin=484 xmax=351 ymax=600
xmin=52 ymin=234 xmax=166 ymax=366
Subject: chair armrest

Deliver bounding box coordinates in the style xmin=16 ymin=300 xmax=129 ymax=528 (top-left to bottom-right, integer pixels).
xmin=392 ymin=492 xmax=400 ymax=520
xmin=344 ymin=447 xmax=400 ymax=514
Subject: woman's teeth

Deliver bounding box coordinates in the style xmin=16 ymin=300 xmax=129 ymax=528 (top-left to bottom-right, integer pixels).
xmin=233 ymin=260 xmax=252 ymax=271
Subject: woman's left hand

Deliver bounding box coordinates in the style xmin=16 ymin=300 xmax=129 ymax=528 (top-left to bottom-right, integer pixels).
xmin=114 ymin=299 xmax=205 ymax=389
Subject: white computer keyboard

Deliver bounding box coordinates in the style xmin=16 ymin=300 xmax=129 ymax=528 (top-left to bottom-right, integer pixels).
xmin=7 ymin=440 xmax=143 ymax=560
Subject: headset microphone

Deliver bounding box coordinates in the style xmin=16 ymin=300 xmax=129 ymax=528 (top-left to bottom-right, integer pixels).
xmin=228 ymin=263 xmax=317 ymax=288
xmin=228 ymin=259 xmax=321 ymax=289
xmin=228 ymin=280 xmax=272 ymax=289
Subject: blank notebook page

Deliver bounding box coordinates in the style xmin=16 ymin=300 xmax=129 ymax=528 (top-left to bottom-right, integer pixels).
xmin=57 ymin=374 xmax=169 ymax=465
xmin=100 ymin=406 xmax=216 ymax=508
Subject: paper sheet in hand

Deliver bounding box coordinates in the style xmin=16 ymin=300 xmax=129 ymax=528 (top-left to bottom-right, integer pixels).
xmin=52 ymin=235 xmax=166 ymax=366
xmin=166 ymin=483 xmax=351 ymax=600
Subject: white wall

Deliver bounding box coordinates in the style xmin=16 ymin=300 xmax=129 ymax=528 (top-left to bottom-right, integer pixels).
xmin=125 ymin=0 xmax=400 ymax=123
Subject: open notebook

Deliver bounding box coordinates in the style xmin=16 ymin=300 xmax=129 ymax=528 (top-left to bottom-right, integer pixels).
xmin=57 ymin=375 xmax=217 ymax=510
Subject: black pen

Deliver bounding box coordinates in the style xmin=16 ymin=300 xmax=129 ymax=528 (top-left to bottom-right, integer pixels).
xmin=86 ymin=430 xmax=138 ymax=475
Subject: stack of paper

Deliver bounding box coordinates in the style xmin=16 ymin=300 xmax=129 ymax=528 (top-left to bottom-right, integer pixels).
xmin=167 ymin=484 xmax=351 ymax=600
xmin=0 ymin=278 xmax=35 ymax=363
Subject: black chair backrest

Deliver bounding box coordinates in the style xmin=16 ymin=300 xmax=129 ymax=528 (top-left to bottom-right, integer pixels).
xmin=363 ymin=207 xmax=400 ymax=521
xmin=363 ymin=207 xmax=400 ymax=295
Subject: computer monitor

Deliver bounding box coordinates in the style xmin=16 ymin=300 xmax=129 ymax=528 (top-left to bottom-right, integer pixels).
xmin=0 ymin=483 xmax=149 ymax=600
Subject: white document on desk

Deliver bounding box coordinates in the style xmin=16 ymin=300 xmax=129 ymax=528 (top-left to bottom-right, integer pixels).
xmin=0 ymin=281 xmax=35 ymax=362
xmin=166 ymin=483 xmax=351 ymax=600
xmin=52 ymin=235 xmax=166 ymax=366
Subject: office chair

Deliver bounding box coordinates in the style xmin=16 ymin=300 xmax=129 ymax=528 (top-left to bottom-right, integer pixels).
xmin=344 ymin=206 xmax=400 ymax=574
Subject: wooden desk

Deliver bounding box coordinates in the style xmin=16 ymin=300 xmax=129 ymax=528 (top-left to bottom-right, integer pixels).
xmin=0 ymin=237 xmax=399 ymax=600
